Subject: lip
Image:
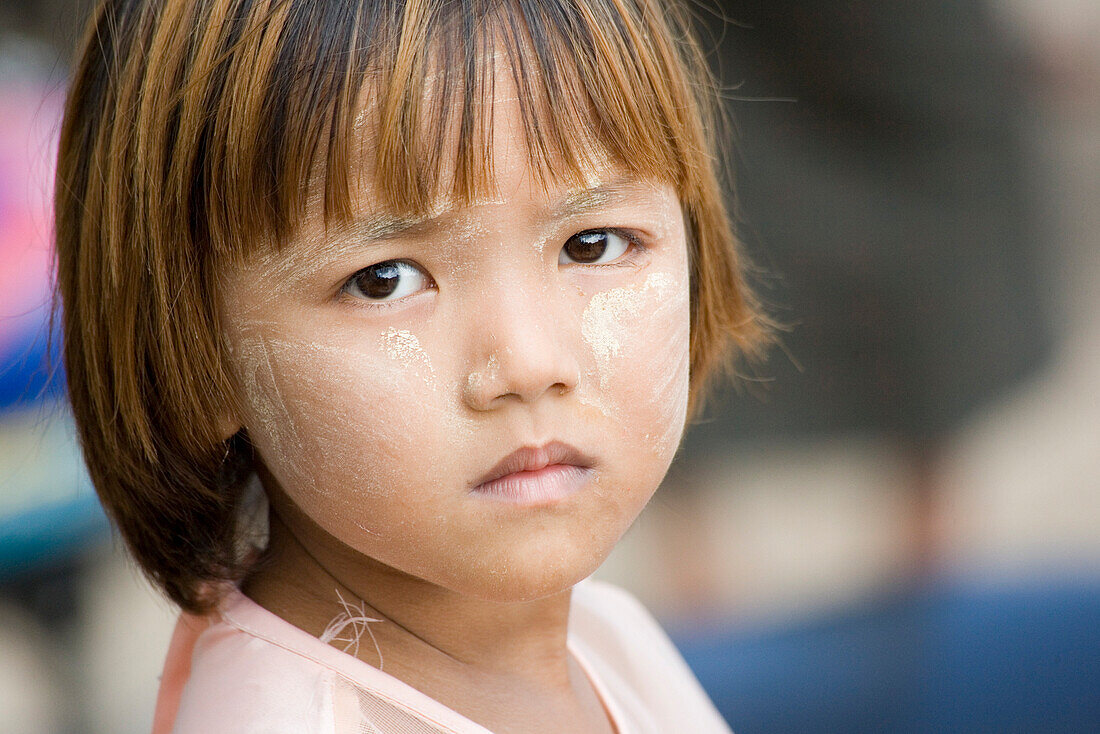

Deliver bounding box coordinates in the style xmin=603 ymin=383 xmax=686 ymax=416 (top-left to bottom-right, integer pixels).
xmin=471 ymin=441 xmax=595 ymax=504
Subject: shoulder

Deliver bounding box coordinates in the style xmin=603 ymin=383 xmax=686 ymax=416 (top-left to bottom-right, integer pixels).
xmin=570 ymin=578 xmax=734 ymax=733
xmin=172 ymin=599 xmax=338 ymax=733
xmin=572 ymin=577 xmax=658 ymax=620
xmin=570 ymin=578 xmax=680 ymax=660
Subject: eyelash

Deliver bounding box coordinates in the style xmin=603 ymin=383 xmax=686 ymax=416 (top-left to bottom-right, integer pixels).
xmin=338 ymin=227 xmax=647 ymax=308
xmin=560 ymin=228 xmax=645 ymax=268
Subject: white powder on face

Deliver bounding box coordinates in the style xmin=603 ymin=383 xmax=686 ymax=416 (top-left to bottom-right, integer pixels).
xmin=581 ymin=271 xmax=678 ymax=389
xmin=644 ymin=268 xmax=692 ymax=460
xmin=578 ymin=268 xmax=691 ymax=460
xmin=379 ymin=327 xmax=436 ymax=386
xmin=231 ymin=328 xmax=437 ymax=500
xmin=533 ymin=232 xmax=554 ymax=259
xmin=233 ymin=332 xmax=317 ymax=493
xmin=578 ymin=156 xmax=614 ymax=190
xmin=647 ymin=310 xmax=691 ymax=460
xmin=464 ymin=352 xmax=500 ymax=396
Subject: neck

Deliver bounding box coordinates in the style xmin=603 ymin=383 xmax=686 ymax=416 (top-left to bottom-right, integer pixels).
xmin=243 ymin=503 xmax=578 ymax=693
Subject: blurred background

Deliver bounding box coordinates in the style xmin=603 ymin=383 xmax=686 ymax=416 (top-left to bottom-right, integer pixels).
xmin=1 ymin=1 xmax=1097 ymax=732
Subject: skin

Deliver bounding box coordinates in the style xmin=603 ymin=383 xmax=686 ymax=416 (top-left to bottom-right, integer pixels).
xmin=218 ymin=72 xmax=691 ymax=733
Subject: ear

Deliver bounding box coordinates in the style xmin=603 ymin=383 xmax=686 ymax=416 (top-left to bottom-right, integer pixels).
xmin=216 ymin=409 xmax=243 ymax=443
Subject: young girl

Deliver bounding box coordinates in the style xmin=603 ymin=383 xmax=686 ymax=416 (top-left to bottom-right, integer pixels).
xmin=55 ymin=0 xmax=765 ymax=731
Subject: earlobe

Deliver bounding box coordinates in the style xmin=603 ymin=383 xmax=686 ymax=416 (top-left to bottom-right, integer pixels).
xmin=216 ymin=410 xmax=243 ymax=443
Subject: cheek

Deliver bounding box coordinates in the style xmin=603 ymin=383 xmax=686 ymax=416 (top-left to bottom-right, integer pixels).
xmin=228 ymin=327 xmax=455 ymax=526
xmin=580 ymin=269 xmax=691 ymax=464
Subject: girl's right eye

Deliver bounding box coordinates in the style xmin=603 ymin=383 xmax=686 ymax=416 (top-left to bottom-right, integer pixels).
xmin=342 ymin=260 xmax=431 ymax=303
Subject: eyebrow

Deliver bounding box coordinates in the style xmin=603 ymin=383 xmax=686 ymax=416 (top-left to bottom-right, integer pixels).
xmin=269 ymin=177 xmax=660 ymax=287
xmin=340 ymin=177 xmax=654 ymax=244
xmin=346 ymin=212 xmax=433 ymax=242
xmin=548 ymin=179 xmax=649 ymax=221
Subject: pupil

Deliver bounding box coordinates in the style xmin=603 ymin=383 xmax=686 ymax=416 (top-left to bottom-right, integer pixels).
xmin=358 ymin=262 xmax=401 ymax=298
xmin=566 ymin=232 xmax=607 ymax=263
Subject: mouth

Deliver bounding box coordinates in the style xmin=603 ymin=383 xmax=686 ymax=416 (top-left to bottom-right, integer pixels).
xmin=471 ymin=441 xmax=596 ymax=505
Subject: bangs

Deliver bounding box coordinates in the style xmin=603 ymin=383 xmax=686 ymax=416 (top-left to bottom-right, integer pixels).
xmin=165 ymin=0 xmax=713 ymax=257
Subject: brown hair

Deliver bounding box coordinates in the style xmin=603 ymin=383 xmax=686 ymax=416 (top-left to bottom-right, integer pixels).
xmin=55 ymin=0 xmax=768 ymax=613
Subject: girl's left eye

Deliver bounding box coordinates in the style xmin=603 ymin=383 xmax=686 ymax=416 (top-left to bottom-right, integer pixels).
xmin=558 ymin=229 xmax=634 ymax=266
xmin=342 ymin=260 xmax=431 ymax=303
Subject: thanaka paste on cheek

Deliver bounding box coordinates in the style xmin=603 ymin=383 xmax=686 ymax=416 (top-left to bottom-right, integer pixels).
xmin=380 ymin=327 xmax=436 ymax=383
xmin=579 ymin=266 xmax=691 ymax=463
xmin=228 ymin=322 xmax=442 ymax=511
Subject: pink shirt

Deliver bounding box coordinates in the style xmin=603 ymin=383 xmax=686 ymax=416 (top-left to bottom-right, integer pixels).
xmin=153 ymin=578 xmax=733 ymax=733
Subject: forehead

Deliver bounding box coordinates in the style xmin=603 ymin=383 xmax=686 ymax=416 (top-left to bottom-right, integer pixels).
xmin=352 ymin=68 xmax=630 ymax=202
xmin=344 ymin=56 xmax=631 ymax=213
xmin=300 ymin=175 xmax=676 ymax=257
xmin=277 ymin=62 xmax=670 ymax=253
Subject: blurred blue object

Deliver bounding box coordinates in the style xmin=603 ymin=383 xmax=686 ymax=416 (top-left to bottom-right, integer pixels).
xmin=0 ymin=321 xmax=65 ymax=409
xmin=675 ymin=576 xmax=1100 ymax=733
xmin=0 ymin=54 xmax=108 ymax=583
xmin=0 ymin=483 xmax=106 ymax=581
xmin=0 ymin=395 xmax=108 ymax=581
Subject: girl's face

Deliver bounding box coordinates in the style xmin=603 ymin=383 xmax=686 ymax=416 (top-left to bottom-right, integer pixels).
xmin=220 ymin=90 xmax=691 ymax=602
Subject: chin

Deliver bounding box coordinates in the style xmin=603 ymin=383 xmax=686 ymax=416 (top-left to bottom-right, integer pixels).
xmin=450 ymin=535 xmax=616 ymax=604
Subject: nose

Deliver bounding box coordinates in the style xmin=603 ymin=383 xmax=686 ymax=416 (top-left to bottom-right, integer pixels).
xmin=462 ymin=283 xmax=581 ymax=411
